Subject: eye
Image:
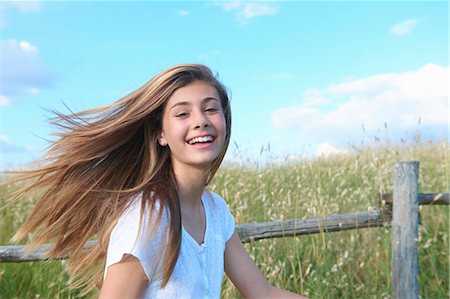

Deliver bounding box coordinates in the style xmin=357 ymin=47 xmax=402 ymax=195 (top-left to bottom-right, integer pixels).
xmin=175 ymin=112 xmax=189 ymax=118
xmin=205 ymin=106 xmax=220 ymax=113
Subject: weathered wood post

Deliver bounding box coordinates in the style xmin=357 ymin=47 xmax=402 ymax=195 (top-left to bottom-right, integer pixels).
xmin=392 ymin=161 xmax=420 ymax=299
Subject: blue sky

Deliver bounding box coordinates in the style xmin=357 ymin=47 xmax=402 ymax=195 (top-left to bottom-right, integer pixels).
xmin=1 ymin=0 xmax=448 ymax=169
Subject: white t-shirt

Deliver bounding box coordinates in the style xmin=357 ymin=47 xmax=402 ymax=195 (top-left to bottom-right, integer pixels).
xmin=105 ymin=190 xmax=235 ymax=299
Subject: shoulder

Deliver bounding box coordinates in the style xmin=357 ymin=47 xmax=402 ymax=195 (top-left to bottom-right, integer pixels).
xmin=117 ymin=193 xmax=167 ymax=226
xmin=106 ymin=193 xmax=170 ymax=281
xmin=110 ymin=193 xmax=169 ymax=249
xmin=203 ymin=189 xmax=230 ymax=212
xmin=203 ymin=189 xmax=235 ymax=241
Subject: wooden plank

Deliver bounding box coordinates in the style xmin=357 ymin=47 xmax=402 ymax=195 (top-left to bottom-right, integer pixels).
xmin=237 ymin=208 xmax=391 ymax=243
xmin=391 ymin=161 xmax=420 ymax=299
xmin=0 ymin=240 xmax=97 ymax=263
xmin=0 ymin=208 xmax=391 ymax=262
xmin=381 ymin=192 xmax=449 ymax=205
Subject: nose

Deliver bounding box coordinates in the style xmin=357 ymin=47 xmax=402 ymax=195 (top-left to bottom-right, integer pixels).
xmin=193 ymin=110 xmax=210 ymax=129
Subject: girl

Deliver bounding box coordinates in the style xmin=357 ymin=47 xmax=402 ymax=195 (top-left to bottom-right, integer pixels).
xmin=10 ymin=64 xmax=307 ymax=298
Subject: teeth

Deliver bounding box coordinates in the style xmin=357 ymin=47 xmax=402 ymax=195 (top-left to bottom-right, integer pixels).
xmin=188 ymin=136 xmax=214 ymax=145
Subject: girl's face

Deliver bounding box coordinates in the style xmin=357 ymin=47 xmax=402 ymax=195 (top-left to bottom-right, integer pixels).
xmin=160 ymin=81 xmax=226 ymax=172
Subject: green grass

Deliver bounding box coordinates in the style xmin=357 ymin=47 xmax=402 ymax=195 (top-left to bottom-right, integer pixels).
xmin=1 ymin=141 xmax=448 ymax=298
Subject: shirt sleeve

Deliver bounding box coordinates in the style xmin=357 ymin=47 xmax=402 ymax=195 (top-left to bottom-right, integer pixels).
xmin=105 ymin=198 xmax=168 ymax=282
xmin=212 ymin=192 xmax=236 ymax=242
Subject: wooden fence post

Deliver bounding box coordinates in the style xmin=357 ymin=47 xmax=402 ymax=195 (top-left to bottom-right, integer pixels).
xmin=392 ymin=161 xmax=420 ymax=299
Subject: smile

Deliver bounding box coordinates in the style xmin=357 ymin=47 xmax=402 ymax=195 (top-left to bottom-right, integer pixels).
xmin=187 ymin=135 xmax=215 ymax=145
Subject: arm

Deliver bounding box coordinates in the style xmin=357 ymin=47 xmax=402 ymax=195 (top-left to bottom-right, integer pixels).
xmin=224 ymin=231 xmax=309 ymax=299
xmin=99 ymin=254 xmax=148 ymax=299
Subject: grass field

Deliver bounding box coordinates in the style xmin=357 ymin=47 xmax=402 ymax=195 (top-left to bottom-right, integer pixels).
xmin=1 ymin=140 xmax=448 ymax=298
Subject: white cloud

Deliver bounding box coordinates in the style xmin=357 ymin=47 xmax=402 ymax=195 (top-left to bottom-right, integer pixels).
xmin=0 ymin=39 xmax=53 ymax=103
xmin=177 ymin=9 xmax=190 ymax=16
xmin=390 ymin=19 xmax=417 ymax=36
xmin=1 ymin=1 xmax=41 ymax=28
xmin=0 ymin=134 xmax=25 ymax=154
xmin=19 ymin=40 xmax=38 ymax=54
xmin=220 ymin=2 xmax=242 ymax=11
xmin=240 ymin=2 xmax=278 ymax=19
xmin=0 ymin=95 xmax=12 ymax=106
xmin=0 ymin=135 xmax=9 ymax=143
xmin=28 ymin=87 xmax=40 ymax=94
xmin=316 ymin=143 xmax=345 ymax=156
xmin=272 ymin=64 xmax=449 ymax=144
xmin=302 ymin=87 xmax=330 ymax=107
xmin=214 ymin=1 xmax=279 ymax=23
xmin=8 ymin=0 xmax=41 ymax=13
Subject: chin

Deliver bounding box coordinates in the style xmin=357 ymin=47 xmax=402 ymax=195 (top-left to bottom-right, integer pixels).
xmin=189 ymin=155 xmax=220 ymax=168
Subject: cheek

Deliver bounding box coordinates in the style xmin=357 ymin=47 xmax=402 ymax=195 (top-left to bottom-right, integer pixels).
xmin=220 ymin=116 xmax=227 ymax=135
xmin=216 ymin=117 xmax=227 ymax=144
xmin=215 ymin=112 xmax=226 ymax=130
xmin=161 ymin=122 xmax=179 ymax=143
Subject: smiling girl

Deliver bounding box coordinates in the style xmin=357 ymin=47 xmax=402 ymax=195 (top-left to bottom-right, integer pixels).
xmin=10 ymin=64 xmax=307 ymax=298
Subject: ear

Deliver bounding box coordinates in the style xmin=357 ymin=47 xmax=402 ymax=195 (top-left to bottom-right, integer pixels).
xmin=158 ymin=131 xmax=168 ymax=146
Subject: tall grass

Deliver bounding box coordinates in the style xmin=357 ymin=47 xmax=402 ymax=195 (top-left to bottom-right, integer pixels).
xmin=1 ymin=140 xmax=448 ymax=298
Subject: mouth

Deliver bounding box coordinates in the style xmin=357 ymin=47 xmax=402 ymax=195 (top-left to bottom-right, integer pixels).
xmin=186 ymin=135 xmax=215 ymax=145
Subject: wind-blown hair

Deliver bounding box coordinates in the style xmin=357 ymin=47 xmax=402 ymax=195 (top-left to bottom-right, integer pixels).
xmin=8 ymin=64 xmax=231 ymax=293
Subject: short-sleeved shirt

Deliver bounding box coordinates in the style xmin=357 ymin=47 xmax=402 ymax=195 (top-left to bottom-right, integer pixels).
xmin=105 ymin=189 xmax=235 ymax=299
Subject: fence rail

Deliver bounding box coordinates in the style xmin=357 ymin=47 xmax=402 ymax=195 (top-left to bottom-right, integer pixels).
xmin=381 ymin=192 xmax=449 ymax=205
xmin=0 ymin=162 xmax=448 ymax=299
xmin=0 ymin=192 xmax=446 ymax=262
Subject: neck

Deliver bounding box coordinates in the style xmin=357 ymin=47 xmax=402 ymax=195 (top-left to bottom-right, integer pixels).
xmin=173 ymin=163 xmax=209 ymax=208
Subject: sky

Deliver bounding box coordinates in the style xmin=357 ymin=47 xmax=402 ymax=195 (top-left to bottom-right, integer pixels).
xmin=0 ymin=0 xmax=448 ymax=170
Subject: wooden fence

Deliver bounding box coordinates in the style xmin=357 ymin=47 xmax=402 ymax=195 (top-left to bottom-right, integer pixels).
xmin=0 ymin=161 xmax=448 ymax=299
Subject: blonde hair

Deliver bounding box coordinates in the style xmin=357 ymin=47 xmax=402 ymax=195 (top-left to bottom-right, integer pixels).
xmin=8 ymin=64 xmax=231 ymax=292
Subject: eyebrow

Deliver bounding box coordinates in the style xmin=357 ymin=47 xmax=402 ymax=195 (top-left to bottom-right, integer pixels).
xmin=169 ymin=97 xmax=220 ymax=110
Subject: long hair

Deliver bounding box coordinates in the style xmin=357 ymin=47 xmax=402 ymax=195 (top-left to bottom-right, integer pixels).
xmin=8 ymin=64 xmax=232 ymax=292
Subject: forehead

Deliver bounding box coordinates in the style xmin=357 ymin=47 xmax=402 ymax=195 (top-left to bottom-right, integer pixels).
xmin=167 ymin=81 xmax=219 ymax=106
